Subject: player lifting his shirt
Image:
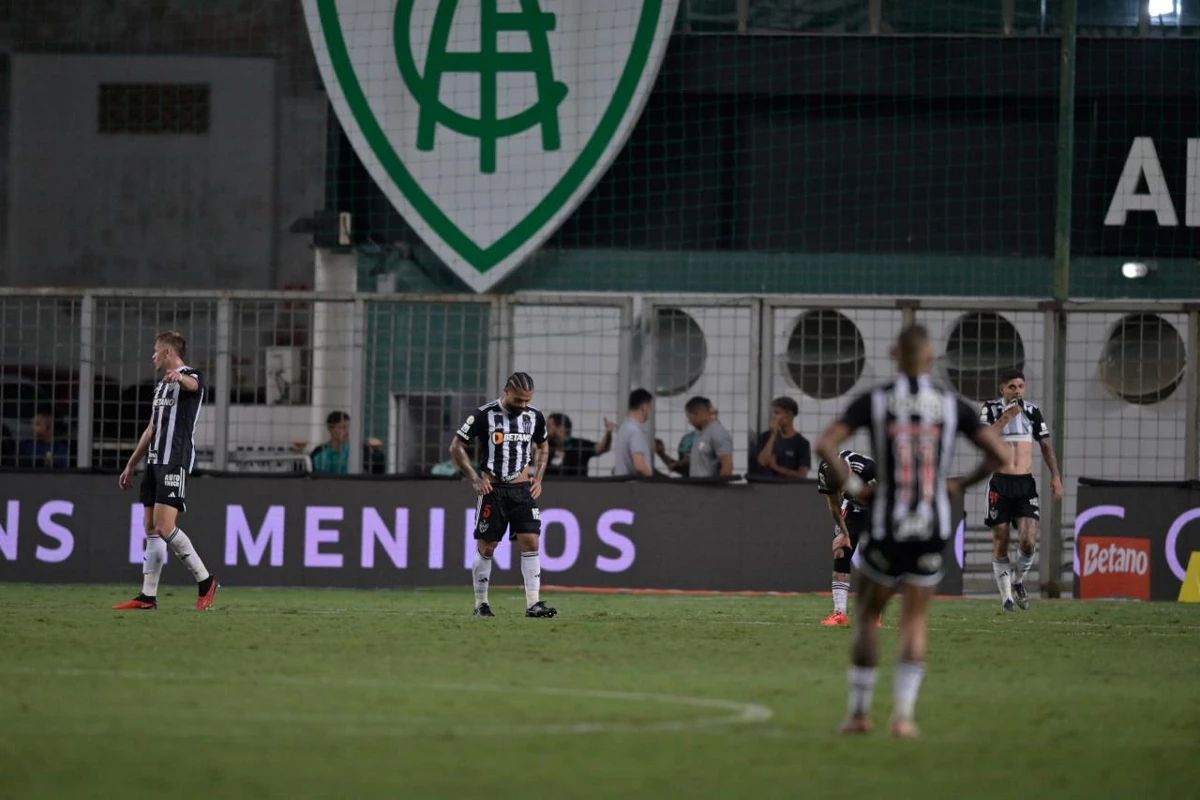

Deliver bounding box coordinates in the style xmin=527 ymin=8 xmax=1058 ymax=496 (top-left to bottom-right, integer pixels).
xmin=979 ymin=369 xmax=1063 ymax=611
xmin=817 ymin=450 xmax=879 ymax=627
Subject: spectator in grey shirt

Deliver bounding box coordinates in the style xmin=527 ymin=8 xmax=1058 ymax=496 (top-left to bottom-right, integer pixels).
xmin=677 ymin=396 xmax=734 ymax=478
xmin=613 ymin=388 xmax=655 ymax=477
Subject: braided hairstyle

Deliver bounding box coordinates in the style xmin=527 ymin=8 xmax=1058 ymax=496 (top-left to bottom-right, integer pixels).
xmin=505 ymin=372 xmax=535 ymax=392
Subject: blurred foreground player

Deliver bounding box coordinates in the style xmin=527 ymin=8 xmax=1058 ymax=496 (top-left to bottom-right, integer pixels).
xmin=114 ymin=331 xmax=218 ymax=611
xmin=816 ymin=325 xmax=1006 ymax=737
xmin=451 ymin=372 xmax=557 ymax=619
xmin=816 ymin=449 xmax=877 ymax=627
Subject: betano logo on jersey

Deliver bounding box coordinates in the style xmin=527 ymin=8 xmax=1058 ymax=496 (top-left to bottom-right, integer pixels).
xmin=1078 ymin=536 xmax=1151 ymax=600
xmin=302 ymin=0 xmax=680 ymax=292
xmin=493 ymin=430 xmax=534 ymax=445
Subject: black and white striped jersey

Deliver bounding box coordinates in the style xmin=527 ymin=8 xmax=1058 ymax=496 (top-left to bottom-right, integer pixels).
xmin=817 ymin=450 xmax=877 ymax=516
xmin=146 ymin=366 xmax=205 ymax=472
xmin=979 ymin=398 xmax=1050 ymax=443
xmin=838 ymin=374 xmax=984 ymax=543
xmin=456 ymin=400 xmax=547 ymax=481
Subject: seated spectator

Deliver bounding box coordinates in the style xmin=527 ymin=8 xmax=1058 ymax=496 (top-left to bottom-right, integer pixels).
xmin=18 ymin=410 xmax=70 ymax=470
xmin=310 ymin=411 xmax=385 ymax=475
xmin=545 ymin=413 xmax=614 ymax=477
xmin=750 ymin=397 xmax=811 ymax=479
xmin=0 ymin=424 xmax=16 ymax=468
xmin=428 ymin=459 xmax=461 ymax=477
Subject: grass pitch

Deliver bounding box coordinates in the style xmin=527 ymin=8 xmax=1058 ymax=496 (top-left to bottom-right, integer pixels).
xmin=1 ymin=584 xmax=1197 ymax=800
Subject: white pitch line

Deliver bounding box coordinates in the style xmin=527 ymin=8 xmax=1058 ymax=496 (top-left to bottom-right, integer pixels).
xmin=1 ymin=666 xmax=772 ymax=737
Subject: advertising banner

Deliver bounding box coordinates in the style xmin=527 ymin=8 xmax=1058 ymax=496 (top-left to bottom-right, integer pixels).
xmin=1075 ymin=480 xmax=1200 ymax=601
xmin=0 ymin=473 xmax=965 ymax=595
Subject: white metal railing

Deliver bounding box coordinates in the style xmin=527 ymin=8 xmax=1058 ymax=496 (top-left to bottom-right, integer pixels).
xmin=2 ymin=287 xmax=1196 ymax=591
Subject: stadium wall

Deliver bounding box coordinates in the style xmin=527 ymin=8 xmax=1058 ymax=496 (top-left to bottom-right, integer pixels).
xmin=0 ymin=1 xmax=325 ymax=290
xmin=2 ymin=13 xmax=1195 ymax=297
xmin=335 ymin=36 xmax=1200 ymax=299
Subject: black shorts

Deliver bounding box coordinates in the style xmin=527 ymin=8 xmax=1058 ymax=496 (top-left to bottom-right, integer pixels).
xmin=833 ymin=512 xmax=869 ymax=571
xmin=140 ymin=464 xmax=188 ymax=512
xmin=474 ymin=483 xmax=541 ymax=542
xmin=857 ymin=532 xmax=946 ymax=589
xmin=986 ymin=473 xmax=1039 ymax=526
xmin=833 ymin=512 xmax=870 ymax=551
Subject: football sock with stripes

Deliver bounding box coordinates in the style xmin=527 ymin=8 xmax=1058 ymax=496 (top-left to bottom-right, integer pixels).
xmin=1014 ymin=549 xmax=1036 ymax=585
xmin=892 ymin=660 xmax=926 ymax=723
xmin=473 ymin=552 xmax=493 ymax=608
xmin=521 ymin=551 xmax=541 ymax=607
xmin=165 ymin=528 xmax=210 ymax=583
xmin=141 ymin=535 xmax=167 ymax=599
xmin=992 ymin=557 xmax=1014 ymax=603
xmin=847 ymin=666 xmax=878 ymax=719
xmin=832 ymin=581 xmax=850 ymax=614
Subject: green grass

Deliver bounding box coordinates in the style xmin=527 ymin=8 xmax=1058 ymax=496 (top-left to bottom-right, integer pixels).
xmin=1 ymin=584 xmax=1198 ymax=800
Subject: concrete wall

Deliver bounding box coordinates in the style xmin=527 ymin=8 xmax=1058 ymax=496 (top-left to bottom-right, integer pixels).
xmin=8 ymin=54 xmax=276 ymax=288
xmin=0 ymin=0 xmax=326 ymax=289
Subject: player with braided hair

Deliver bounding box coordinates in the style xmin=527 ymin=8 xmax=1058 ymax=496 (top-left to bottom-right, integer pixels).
xmin=450 ymin=372 xmax=557 ymax=618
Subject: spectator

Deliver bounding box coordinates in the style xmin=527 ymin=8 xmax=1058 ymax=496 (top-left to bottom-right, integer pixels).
xmin=310 ymin=411 xmax=385 ymax=475
xmin=655 ymin=407 xmax=718 ymax=475
xmin=676 ymin=397 xmax=733 ymax=478
xmin=1 ymin=424 xmax=16 ymax=468
xmin=18 ymin=409 xmax=70 ymax=469
xmin=544 ymin=413 xmax=614 ymax=477
xmin=613 ymin=388 xmax=655 ymax=477
xmin=751 ymin=396 xmax=811 ymax=479
xmin=655 ymin=431 xmax=690 ymax=475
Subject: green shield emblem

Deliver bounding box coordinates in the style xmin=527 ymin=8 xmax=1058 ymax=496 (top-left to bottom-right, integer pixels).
xmin=304 ymin=0 xmax=679 ymax=292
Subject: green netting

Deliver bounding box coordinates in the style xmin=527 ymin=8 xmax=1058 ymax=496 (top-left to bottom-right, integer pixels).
xmin=0 ymin=0 xmax=1196 ymax=483
xmin=1 ymin=0 xmax=1197 ymax=299
xmin=319 ymin=1 xmax=1200 ymax=300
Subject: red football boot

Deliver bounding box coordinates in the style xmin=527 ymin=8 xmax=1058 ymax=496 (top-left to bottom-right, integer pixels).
xmin=196 ymin=577 xmax=219 ymax=611
xmin=113 ymin=596 xmax=157 ymax=610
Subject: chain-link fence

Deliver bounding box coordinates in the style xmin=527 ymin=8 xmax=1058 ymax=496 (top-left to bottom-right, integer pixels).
xmin=3 ymin=287 xmax=1197 ymax=587
xmin=5 ymin=288 xmax=1195 ymax=483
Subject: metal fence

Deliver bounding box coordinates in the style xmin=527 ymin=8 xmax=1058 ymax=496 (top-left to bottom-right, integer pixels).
xmin=2 ymin=287 xmax=1197 ymax=581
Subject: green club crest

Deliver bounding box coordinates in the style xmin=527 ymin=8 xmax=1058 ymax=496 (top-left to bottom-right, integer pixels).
xmin=304 ymin=0 xmax=679 ymax=292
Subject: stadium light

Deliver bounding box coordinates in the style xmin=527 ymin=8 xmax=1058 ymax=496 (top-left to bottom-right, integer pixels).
xmin=1121 ymin=262 xmax=1153 ymax=279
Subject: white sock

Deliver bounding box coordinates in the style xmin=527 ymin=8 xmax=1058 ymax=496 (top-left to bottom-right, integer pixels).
xmin=893 ymin=660 xmax=926 ymax=723
xmin=473 ymin=552 xmax=493 ymax=607
xmin=847 ymin=666 xmax=878 ymax=718
xmin=832 ymin=581 xmax=850 ymax=614
xmin=141 ymin=536 xmax=167 ymax=598
xmin=992 ymin=557 xmax=1013 ymax=603
xmin=1014 ymin=549 xmax=1036 ymax=585
xmin=521 ymin=551 xmax=541 ymax=607
xmin=165 ymin=528 xmax=210 ymax=583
